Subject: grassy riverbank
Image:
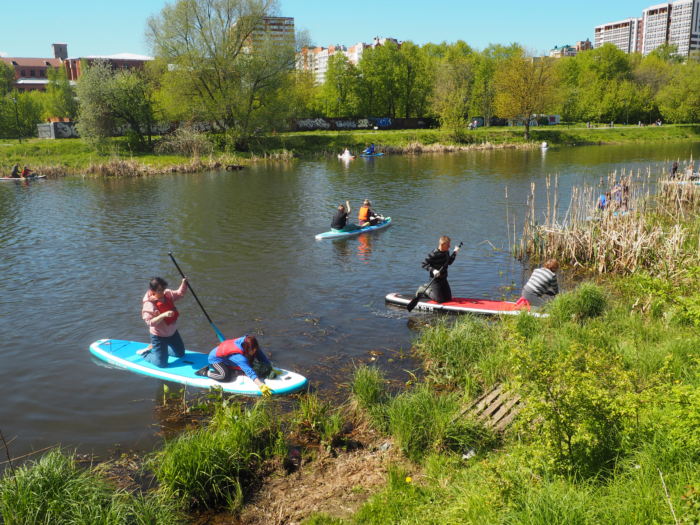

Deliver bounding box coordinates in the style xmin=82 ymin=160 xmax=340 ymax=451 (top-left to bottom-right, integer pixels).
xmin=1 ymin=124 xmax=699 ymax=176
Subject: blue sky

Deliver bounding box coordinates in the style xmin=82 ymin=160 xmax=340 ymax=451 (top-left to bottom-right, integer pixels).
xmin=1 ymin=0 xmax=649 ymax=58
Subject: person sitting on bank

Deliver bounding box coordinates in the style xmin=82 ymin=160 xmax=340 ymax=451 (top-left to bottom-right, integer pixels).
xmin=331 ymin=201 xmax=359 ymax=232
xmin=520 ymin=259 xmax=559 ymax=307
xmin=197 ymin=335 xmax=273 ymax=397
xmin=141 ymin=276 xmax=189 ymax=368
xmin=597 ymin=192 xmax=610 ymax=211
xmin=418 ymin=235 xmax=460 ymax=303
xmin=10 ymin=164 xmax=20 ymax=178
xmin=20 ymin=166 xmax=33 ymax=178
xmin=358 ymin=199 xmax=382 ymax=226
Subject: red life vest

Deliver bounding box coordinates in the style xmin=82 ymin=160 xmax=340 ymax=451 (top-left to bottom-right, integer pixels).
xmin=215 ymin=338 xmax=253 ymax=370
xmin=358 ymin=206 xmax=370 ymax=222
xmin=154 ymin=294 xmax=179 ymax=325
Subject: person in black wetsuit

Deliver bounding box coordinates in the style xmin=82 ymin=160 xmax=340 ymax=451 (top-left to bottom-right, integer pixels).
xmin=10 ymin=164 xmax=20 ymax=178
xmin=418 ymin=235 xmax=460 ymax=303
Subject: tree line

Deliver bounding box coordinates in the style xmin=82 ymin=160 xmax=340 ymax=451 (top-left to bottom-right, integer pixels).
xmin=0 ymin=0 xmax=699 ymax=149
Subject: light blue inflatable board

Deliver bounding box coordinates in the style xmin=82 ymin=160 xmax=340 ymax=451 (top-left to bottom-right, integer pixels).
xmin=359 ymin=152 xmax=384 ymax=157
xmin=315 ymin=217 xmax=392 ymax=240
xmin=89 ymin=339 xmax=308 ymax=396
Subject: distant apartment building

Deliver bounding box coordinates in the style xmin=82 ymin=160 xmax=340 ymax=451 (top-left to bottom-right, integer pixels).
xmin=595 ymin=0 xmax=700 ymax=57
xmin=250 ymin=16 xmax=295 ymax=46
xmin=594 ymin=18 xmax=643 ymax=53
xmin=549 ymin=40 xmax=592 ymax=57
xmin=0 ymin=43 xmax=152 ymax=91
xmin=298 ymin=37 xmax=398 ymax=84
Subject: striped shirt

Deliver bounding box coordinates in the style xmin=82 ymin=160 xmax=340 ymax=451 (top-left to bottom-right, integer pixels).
xmin=523 ymin=267 xmax=559 ymax=297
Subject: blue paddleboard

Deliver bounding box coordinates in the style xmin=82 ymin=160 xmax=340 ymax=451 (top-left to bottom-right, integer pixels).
xmin=360 ymin=152 xmax=384 ymax=157
xmin=89 ymin=339 xmax=308 ymax=396
xmin=315 ymin=217 xmax=392 ymax=240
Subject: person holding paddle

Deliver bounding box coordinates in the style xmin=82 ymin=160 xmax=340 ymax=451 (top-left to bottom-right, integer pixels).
xmin=141 ymin=276 xmax=188 ymax=367
xmin=418 ymin=235 xmax=461 ymax=303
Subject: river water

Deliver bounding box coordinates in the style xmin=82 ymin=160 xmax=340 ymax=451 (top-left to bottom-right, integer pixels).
xmin=1 ymin=141 xmax=698 ymax=460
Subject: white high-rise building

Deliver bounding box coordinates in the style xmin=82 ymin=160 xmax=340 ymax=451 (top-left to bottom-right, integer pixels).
xmin=594 ymin=18 xmax=642 ymax=53
xmin=597 ymin=0 xmax=700 ymax=57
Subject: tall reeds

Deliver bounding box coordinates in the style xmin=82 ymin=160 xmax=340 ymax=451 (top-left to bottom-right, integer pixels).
xmin=516 ymin=161 xmax=700 ymax=275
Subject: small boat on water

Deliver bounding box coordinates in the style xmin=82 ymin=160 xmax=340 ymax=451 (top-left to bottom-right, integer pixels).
xmin=315 ymin=217 xmax=392 ymax=240
xmin=385 ymin=293 xmax=548 ymax=317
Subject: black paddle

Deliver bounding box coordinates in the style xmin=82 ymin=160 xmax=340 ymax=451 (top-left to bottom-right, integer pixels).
xmin=168 ymin=252 xmax=226 ymax=342
xmin=406 ymin=241 xmax=463 ymax=312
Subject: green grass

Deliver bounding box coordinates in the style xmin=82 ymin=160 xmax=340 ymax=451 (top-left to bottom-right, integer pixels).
xmin=0 ymin=449 xmax=182 ymax=524
xmin=149 ymin=401 xmax=284 ymax=510
xmin=292 ymin=393 xmax=345 ymax=448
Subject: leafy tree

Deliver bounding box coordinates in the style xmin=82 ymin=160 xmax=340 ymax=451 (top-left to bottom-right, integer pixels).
xmin=494 ymin=54 xmax=558 ymax=139
xmin=319 ymin=54 xmax=360 ymax=117
xmin=657 ymin=61 xmax=700 ymax=123
xmin=0 ymin=62 xmax=15 ymax=96
xmin=76 ymin=61 xmax=156 ymax=149
xmin=147 ymin=0 xmax=303 ymax=146
xmin=0 ymin=91 xmax=44 ymax=139
xmin=396 ymin=41 xmax=432 ymax=118
xmin=43 ymin=66 xmax=77 ymax=120
xmin=647 ymin=43 xmax=684 ymax=64
xmin=431 ymin=43 xmax=475 ymax=140
xmin=357 ymin=42 xmax=403 ymax=117
xmin=470 ymin=43 xmax=522 ymax=125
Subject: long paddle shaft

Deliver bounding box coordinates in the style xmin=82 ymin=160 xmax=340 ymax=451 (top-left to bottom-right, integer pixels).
xmin=168 ymin=252 xmax=226 ymax=342
xmin=406 ymin=241 xmax=463 ymax=312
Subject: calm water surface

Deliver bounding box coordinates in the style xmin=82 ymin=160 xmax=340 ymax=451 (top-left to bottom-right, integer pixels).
xmin=2 ymin=141 xmax=699 ymax=459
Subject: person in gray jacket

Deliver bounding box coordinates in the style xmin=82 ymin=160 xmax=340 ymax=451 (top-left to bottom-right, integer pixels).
xmin=521 ymin=259 xmax=559 ymax=307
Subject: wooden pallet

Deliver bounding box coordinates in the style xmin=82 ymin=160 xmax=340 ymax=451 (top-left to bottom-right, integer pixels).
xmin=458 ymin=383 xmax=522 ymax=432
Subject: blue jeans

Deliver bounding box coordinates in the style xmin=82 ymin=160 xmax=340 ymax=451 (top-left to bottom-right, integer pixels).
xmin=145 ymin=331 xmax=185 ymax=368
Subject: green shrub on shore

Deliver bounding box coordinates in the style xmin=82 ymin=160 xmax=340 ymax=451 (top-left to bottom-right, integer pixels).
xmin=547 ymin=282 xmax=608 ymax=323
xmin=414 ymin=316 xmax=507 ymax=395
xmin=149 ymin=401 xmax=283 ymax=510
xmin=292 ymin=393 xmax=345 ymax=448
xmin=0 ymin=449 xmax=182 ymax=524
xmin=350 ymin=365 xmax=388 ymax=411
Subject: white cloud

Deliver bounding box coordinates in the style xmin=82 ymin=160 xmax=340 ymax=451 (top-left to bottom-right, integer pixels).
xmin=0 ymin=51 xmax=8 ymax=57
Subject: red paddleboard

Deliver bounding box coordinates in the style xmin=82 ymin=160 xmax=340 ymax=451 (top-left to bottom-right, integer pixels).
xmin=385 ymin=293 xmax=548 ymax=317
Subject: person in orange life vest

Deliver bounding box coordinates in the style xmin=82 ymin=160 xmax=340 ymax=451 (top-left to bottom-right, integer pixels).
xmin=21 ymin=166 xmax=33 ymax=178
xmin=198 ymin=335 xmax=273 ymax=396
xmin=141 ymin=276 xmax=188 ymax=368
xmin=357 ymin=199 xmax=382 ymax=227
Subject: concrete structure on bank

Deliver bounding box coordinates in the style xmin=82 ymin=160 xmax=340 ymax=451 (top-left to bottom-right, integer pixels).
xmin=0 ymin=43 xmax=152 ymax=92
xmin=595 ymin=0 xmax=700 ymax=57
xmin=298 ymin=36 xmax=399 ymax=84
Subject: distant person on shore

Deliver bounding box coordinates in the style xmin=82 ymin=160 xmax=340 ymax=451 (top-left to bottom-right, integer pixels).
xmin=196 ymin=335 xmax=273 ymax=397
xmin=9 ymin=164 xmax=20 ymax=178
xmin=417 ymin=235 xmax=460 ymax=303
xmin=140 ymin=276 xmax=189 ymax=368
xmin=520 ymin=259 xmax=560 ymax=307
xmin=357 ymin=199 xmax=382 ymax=227
xmin=331 ymin=201 xmax=359 ymax=232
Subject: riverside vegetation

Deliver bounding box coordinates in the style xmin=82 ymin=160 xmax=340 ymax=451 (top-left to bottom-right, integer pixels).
xmin=2 ymin=161 xmax=700 ymax=523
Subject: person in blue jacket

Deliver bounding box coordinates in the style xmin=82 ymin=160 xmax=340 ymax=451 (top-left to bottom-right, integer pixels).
xmin=196 ymin=334 xmax=273 ymax=396
xmin=363 ymin=143 xmax=375 ymax=155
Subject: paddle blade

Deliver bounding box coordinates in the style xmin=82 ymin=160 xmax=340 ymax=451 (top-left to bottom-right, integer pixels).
xmin=406 ymin=295 xmax=421 ymax=312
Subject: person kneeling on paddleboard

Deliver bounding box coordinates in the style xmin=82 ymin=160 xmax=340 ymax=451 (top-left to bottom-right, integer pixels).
xmin=141 ymin=276 xmax=188 ymax=367
xmin=358 ymin=199 xmax=382 ymax=227
xmin=197 ymin=335 xmax=273 ymax=397
xmin=520 ymin=259 xmax=559 ymax=307
xmin=418 ymin=235 xmax=460 ymax=303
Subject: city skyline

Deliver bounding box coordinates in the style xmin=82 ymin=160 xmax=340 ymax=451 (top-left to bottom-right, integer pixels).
xmin=1 ymin=0 xmax=652 ymax=59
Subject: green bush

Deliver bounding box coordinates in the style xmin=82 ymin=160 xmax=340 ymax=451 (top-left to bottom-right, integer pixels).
xmin=548 ymin=283 xmax=608 ymax=323
xmin=292 ymin=393 xmax=344 ymax=448
xmin=0 ymin=450 xmax=181 ymax=524
xmin=415 ymin=317 xmax=503 ymax=393
xmin=351 ymin=365 xmax=388 ymax=411
xmin=387 ymin=386 xmax=495 ymax=463
xmin=150 ymin=401 xmax=283 ymax=510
